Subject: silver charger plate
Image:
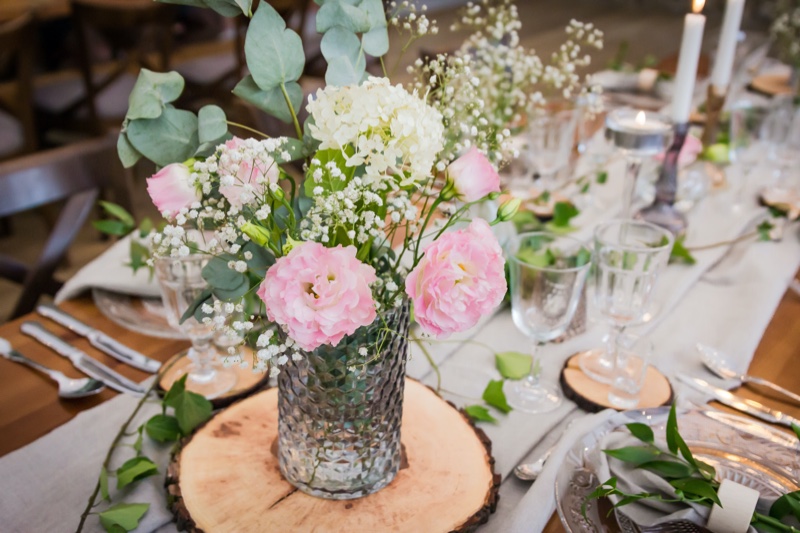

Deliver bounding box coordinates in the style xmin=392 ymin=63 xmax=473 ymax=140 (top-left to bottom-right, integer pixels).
xmin=555 ymin=407 xmax=800 ymax=533
xmin=92 ymin=288 xmax=187 ymax=340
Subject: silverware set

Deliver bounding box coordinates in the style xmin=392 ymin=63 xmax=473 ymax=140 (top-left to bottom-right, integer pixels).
xmin=0 ymin=304 xmax=161 ymax=398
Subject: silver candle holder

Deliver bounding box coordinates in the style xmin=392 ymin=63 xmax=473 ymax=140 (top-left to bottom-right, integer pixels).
xmin=605 ymin=108 xmax=674 ymax=220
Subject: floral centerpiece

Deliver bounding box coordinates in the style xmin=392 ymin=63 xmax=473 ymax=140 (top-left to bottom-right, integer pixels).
xmin=118 ymin=0 xmax=515 ymax=500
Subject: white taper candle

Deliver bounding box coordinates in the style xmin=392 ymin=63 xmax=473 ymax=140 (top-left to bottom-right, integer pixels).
xmin=711 ymin=0 xmax=745 ymax=90
xmin=671 ymin=0 xmax=706 ymax=123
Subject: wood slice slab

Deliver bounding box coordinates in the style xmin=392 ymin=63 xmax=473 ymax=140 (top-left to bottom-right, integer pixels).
xmin=750 ymin=73 xmax=794 ymax=96
xmin=560 ymin=352 xmax=673 ymax=413
xmin=157 ymin=348 xmax=269 ymax=409
xmin=166 ymin=379 xmax=500 ymax=533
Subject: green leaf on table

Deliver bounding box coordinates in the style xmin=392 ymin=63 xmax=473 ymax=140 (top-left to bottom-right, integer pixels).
xmin=100 ymin=467 xmax=110 ymax=501
xmin=117 ymin=132 xmax=142 ymax=169
xmin=596 ymin=171 xmax=608 ymax=184
xmin=116 ymin=456 xmax=158 ymax=489
xmin=126 ymin=69 xmax=185 ymax=121
xmin=164 ymin=374 xmax=187 ymax=408
xmin=792 ymin=423 xmax=800 ymax=442
xmin=132 ymin=427 xmax=143 ymax=455
xmin=98 ymin=503 xmax=150 ymax=532
xmin=173 ymin=390 xmax=214 ymax=435
xmin=245 ymin=2 xmax=304 ymax=90
xmin=669 ymin=478 xmax=721 ymax=506
xmin=197 ymin=105 xmax=227 ymax=144
xmin=757 ymin=220 xmax=775 ymax=241
xmin=464 ymin=405 xmax=497 ymax=423
xmin=127 ymin=107 xmax=199 ymax=167
xmin=93 ymin=220 xmax=132 ymax=236
xmin=669 ymin=236 xmax=696 ymax=265
xmin=551 ymin=202 xmax=580 ymax=228
xmin=637 ymin=460 xmax=695 ymax=479
xmin=603 ymin=446 xmax=660 ymax=466
xmin=232 ymin=75 xmax=302 ymax=125
xmin=666 ymin=403 xmax=679 ymax=454
xmin=482 ymin=379 xmax=512 ymax=414
xmin=625 ymin=422 xmax=654 ymax=444
xmin=145 ymin=414 xmax=182 ymax=443
xmin=495 ymin=351 xmax=532 ymax=380
xmin=770 ymin=490 xmax=800 ymax=521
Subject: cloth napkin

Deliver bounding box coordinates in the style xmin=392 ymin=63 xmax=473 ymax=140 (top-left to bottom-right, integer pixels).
xmin=55 ymin=235 xmax=161 ymax=303
xmin=594 ymin=430 xmax=778 ymax=532
xmin=504 ymin=409 xmax=617 ymax=533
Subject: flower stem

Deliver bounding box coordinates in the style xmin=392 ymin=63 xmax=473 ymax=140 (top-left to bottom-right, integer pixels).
xmin=411 ymin=332 xmax=441 ymax=394
xmin=280 ymin=82 xmax=303 ymax=140
xmin=226 ymin=121 xmax=270 ymax=139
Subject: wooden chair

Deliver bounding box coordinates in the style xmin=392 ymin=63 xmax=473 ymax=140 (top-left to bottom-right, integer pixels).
xmin=0 ymin=13 xmax=38 ymax=160
xmin=0 ymin=135 xmax=133 ymax=318
xmin=35 ymin=0 xmax=176 ymax=137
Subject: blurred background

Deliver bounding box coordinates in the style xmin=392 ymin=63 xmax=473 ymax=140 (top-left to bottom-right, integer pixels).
xmin=0 ymin=0 xmax=780 ymax=322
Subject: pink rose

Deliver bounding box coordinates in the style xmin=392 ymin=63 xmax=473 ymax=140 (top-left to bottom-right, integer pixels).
xmin=446 ymin=147 xmax=501 ymax=202
xmin=218 ymin=137 xmax=279 ymax=208
xmin=258 ymin=242 xmax=377 ymax=351
xmin=405 ymin=219 xmax=506 ymax=337
xmin=146 ymin=163 xmax=197 ymax=216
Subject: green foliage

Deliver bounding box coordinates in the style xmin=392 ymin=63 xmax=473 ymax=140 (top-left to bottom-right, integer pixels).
xmin=602 ymin=446 xmax=660 ymax=466
xmin=550 ymin=201 xmax=580 ymax=228
xmin=637 ymin=460 xmax=695 ymax=479
xmin=482 ymin=380 xmax=512 ymax=413
xmin=464 ymin=405 xmax=497 ymax=423
xmin=625 ymin=423 xmax=654 ymax=444
xmin=98 ymin=503 xmax=150 ymax=532
xmin=201 ymin=255 xmax=249 ymax=301
xmin=758 ymin=220 xmax=776 ymax=241
xmin=321 ymin=27 xmax=367 ymax=86
xmin=144 ymin=414 xmax=182 ymax=442
xmin=157 ymin=0 xmax=251 ymax=17
xmin=127 ymin=107 xmax=199 ymax=167
xmin=245 ymin=2 xmax=305 ymax=91
xmin=669 ymin=236 xmax=696 ymax=265
xmin=164 ymin=375 xmax=214 ymax=434
xmin=495 ymin=351 xmax=532 ymax=380
xmin=115 ymin=457 xmax=158 ymax=489
xmin=232 ymin=76 xmax=303 ymax=125
xmin=197 ymin=105 xmax=228 ymax=144
xmin=126 ymin=70 xmax=185 ymax=121
xmin=100 ymin=467 xmax=110 ymax=501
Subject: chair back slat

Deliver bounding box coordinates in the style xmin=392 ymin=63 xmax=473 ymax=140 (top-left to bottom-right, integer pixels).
xmin=0 ymin=13 xmax=38 ymax=159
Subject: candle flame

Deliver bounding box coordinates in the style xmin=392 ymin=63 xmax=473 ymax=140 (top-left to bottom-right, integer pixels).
xmin=692 ymin=0 xmax=705 ymax=13
xmin=636 ymin=111 xmax=646 ymax=125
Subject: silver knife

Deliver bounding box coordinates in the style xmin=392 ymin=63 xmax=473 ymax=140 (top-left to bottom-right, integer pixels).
xmin=21 ymin=321 xmax=146 ymax=397
xmin=677 ymin=374 xmax=800 ymax=428
xmin=37 ymin=304 xmax=161 ymax=373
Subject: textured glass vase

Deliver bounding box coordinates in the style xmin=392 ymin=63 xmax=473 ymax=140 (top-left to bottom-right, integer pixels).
xmin=277 ymin=300 xmax=410 ymax=500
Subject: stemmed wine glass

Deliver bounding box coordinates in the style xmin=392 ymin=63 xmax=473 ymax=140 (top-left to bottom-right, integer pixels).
xmin=155 ymin=254 xmax=238 ymax=399
xmin=506 ymin=232 xmax=592 ymax=414
xmin=527 ymin=107 xmax=579 ymax=190
xmin=578 ymin=220 xmax=673 ymax=384
xmin=728 ymin=99 xmax=769 ymax=211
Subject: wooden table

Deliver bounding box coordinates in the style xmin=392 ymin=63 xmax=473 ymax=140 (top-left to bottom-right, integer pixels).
xmin=1 ymin=283 xmax=799 ymax=531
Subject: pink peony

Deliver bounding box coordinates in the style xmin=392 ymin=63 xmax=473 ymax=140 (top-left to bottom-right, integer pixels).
xmin=218 ymin=137 xmax=279 ymax=208
xmin=446 ymin=147 xmax=501 ymax=202
xmin=258 ymin=242 xmax=377 ymax=351
xmin=146 ymin=163 xmax=197 ymax=216
xmin=405 ymin=219 xmax=506 ymax=337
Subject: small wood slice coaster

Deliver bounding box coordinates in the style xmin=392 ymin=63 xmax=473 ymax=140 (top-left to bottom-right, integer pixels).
xmin=157 ymin=348 xmax=269 ymax=409
xmin=166 ymin=379 xmax=500 ymax=533
xmin=560 ymin=352 xmax=673 ymax=413
xmin=751 ymin=73 xmax=794 ymax=96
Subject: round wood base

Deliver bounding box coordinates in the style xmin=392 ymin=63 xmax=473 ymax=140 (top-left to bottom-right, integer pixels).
xmin=560 ymin=352 xmax=673 ymax=412
xmin=166 ymin=379 xmax=500 ymax=532
xmin=751 ymin=73 xmax=794 ymax=96
xmin=157 ymin=348 xmax=269 ymax=409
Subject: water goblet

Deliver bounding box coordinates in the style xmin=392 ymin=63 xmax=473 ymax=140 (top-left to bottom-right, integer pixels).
xmin=527 ymin=107 xmax=579 ymax=190
xmin=578 ymin=220 xmax=673 ymax=384
xmin=728 ymin=99 xmax=769 ymax=210
xmin=608 ymin=333 xmax=653 ymax=409
xmin=506 ymin=232 xmax=592 ymax=414
xmin=155 ymin=254 xmax=238 ymax=399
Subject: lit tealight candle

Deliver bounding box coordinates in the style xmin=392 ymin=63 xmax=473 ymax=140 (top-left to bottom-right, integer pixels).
xmin=606 ymin=108 xmax=674 ymax=155
xmin=672 ymin=0 xmax=706 ymax=123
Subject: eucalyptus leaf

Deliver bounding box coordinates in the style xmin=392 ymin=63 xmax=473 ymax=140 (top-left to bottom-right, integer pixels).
xmin=482 ymin=379 xmax=512 ymax=414
xmin=603 ymin=446 xmax=660 ymax=466
xmin=198 ymin=105 xmax=227 ymax=144
xmin=126 ymin=69 xmax=185 ymax=120
xmin=202 ymin=255 xmax=248 ymax=291
xmin=98 ymin=503 xmax=150 ymax=532
xmin=625 ymin=423 xmax=654 ymax=444
xmin=316 ymin=0 xmax=370 ymax=33
xmin=100 ymin=467 xmax=110 ymax=501
xmin=127 ymin=107 xmax=199 ymax=167
xmin=179 ymin=287 xmax=213 ymax=324
xmin=202 ymin=0 xmax=245 ymax=16
xmin=145 ymin=414 xmax=182 ymax=442
xmin=117 ymin=132 xmax=142 ymax=168
xmin=232 ymin=76 xmax=302 ymax=124
xmin=325 ymin=53 xmax=367 ymax=87
xmin=464 ymin=405 xmax=497 ymax=423
xmin=245 ymin=2 xmax=304 ymax=90
xmin=212 ymin=275 xmax=250 ymax=301
xmin=320 ymin=26 xmax=363 ymax=66
xmin=360 ymin=0 xmax=387 ymax=28
xmin=242 ymin=241 xmax=275 ymax=272
xmin=495 ymin=351 xmax=532 ymax=380
xmin=362 ymin=25 xmax=389 ymax=56
xmin=116 ymin=456 xmax=158 ymax=489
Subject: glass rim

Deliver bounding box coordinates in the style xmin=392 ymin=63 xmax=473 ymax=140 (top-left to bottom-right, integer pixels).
xmin=507 ymin=231 xmax=593 ymax=273
xmin=593 ymin=219 xmax=674 ymax=253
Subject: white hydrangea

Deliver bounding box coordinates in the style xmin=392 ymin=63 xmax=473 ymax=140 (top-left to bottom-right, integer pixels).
xmin=306 ymin=77 xmax=445 ymax=186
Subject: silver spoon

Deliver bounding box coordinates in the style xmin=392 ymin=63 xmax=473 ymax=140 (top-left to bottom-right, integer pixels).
xmin=0 ymin=337 xmax=105 ymax=398
xmin=514 ymin=446 xmax=553 ymax=481
xmin=698 ymin=343 xmax=800 ymax=404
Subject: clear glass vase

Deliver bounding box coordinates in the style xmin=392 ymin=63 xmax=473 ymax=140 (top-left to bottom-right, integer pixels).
xmin=277 ymin=299 xmax=410 ymax=500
